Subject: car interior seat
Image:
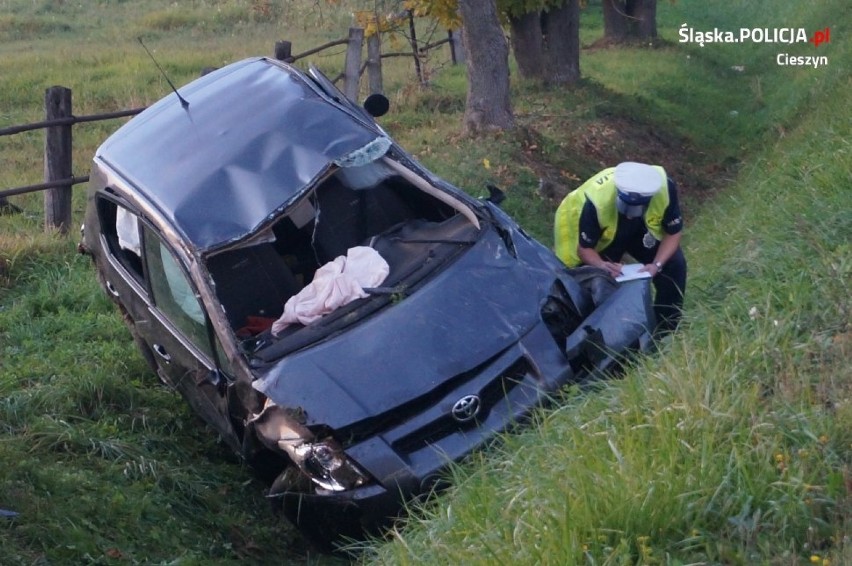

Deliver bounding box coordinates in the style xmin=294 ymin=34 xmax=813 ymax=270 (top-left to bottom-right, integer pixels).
xmin=206 ymin=243 xmax=301 ymax=332
xmin=310 ymin=176 xmax=415 ymax=263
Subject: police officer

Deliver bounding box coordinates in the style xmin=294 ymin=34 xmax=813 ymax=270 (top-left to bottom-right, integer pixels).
xmin=554 ymin=162 xmax=687 ymax=332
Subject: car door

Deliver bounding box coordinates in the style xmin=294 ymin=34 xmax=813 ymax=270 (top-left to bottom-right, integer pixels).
xmin=137 ymin=223 xmax=241 ymax=453
xmin=94 ymin=194 xmax=151 ymax=334
xmin=94 ymin=194 xmax=239 ymax=452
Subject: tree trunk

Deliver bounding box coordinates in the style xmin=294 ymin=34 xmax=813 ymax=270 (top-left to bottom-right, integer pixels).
xmin=603 ymin=0 xmax=629 ymax=42
xmin=629 ymin=0 xmax=657 ymax=39
xmin=509 ymin=11 xmax=544 ymax=79
xmin=543 ymin=0 xmax=580 ymax=85
xmin=458 ymin=0 xmax=514 ymax=134
xmin=603 ymin=0 xmax=657 ymax=42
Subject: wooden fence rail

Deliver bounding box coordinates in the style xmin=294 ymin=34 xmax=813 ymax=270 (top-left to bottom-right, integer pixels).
xmin=0 ymin=108 xmax=146 ymax=137
xmin=0 ymin=29 xmax=461 ymax=233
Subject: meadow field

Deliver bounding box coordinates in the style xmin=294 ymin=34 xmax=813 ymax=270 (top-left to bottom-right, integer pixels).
xmin=1 ymin=0 xmax=849 ymax=563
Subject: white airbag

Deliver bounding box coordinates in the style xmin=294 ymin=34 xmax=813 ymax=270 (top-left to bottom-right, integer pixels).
xmin=271 ymin=246 xmax=389 ymax=335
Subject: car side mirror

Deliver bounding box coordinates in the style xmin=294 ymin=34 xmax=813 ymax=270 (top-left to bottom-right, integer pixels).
xmin=363 ymin=93 xmax=389 ymax=117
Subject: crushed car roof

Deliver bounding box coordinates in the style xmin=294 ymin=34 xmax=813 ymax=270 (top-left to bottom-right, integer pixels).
xmin=95 ymin=57 xmax=382 ymax=251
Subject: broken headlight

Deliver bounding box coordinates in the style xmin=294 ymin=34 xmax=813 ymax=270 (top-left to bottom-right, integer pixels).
xmin=281 ymin=437 xmax=369 ymax=492
xmin=248 ymin=402 xmax=371 ymax=493
xmin=541 ymin=281 xmax=584 ymax=351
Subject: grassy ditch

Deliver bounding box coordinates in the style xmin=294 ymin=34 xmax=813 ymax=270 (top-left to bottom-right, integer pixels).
xmin=2 ymin=0 xmax=849 ymax=563
xmin=360 ymin=2 xmax=852 ymax=564
xmin=361 ymin=78 xmax=851 ymax=565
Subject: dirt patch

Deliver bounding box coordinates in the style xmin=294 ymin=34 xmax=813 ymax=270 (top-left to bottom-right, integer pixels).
xmin=517 ymin=115 xmax=735 ymax=220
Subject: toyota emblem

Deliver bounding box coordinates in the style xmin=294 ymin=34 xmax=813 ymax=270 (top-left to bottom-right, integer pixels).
xmin=451 ymin=395 xmax=481 ymax=423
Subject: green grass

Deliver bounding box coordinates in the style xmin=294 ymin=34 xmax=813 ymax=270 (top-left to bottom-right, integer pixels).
xmin=0 ymin=241 xmax=314 ymax=564
xmin=0 ymin=4 xmax=408 ymax=562
xmin=2 ymin=0 xmax=850 ymax=563
xmin=361 ymin=81 xmax=851 ymax=562
xmin=358 ymin=1 xmax=852 ymax=563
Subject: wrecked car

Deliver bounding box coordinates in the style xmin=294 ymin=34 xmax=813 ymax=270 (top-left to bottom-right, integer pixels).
xmin=79 ymin=57 xmax=656 ymax=548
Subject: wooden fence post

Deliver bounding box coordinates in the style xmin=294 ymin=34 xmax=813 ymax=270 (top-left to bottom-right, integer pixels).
xmin=344 ymin=28 xmax=364 ymax=102
xmin=366 ymin=33 xmax=383 ymax=95
xmin=44 ymin=86 xmax=73 ymax=234
xmin=274 ymin=40 xmax=294 ymax=62
xmin=407 ymin=11 xmax=424 ymax=85
xmin=449 ymin=29 xmax=466 ymax=65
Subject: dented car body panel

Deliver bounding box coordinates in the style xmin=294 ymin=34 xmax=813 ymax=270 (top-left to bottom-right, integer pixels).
xmin=97 ymin=57 xmax=384 ymax=252
xmin=252 ymin=224 xmax=564 ymax=431
xmin=81 ymin=57 xmax=656 ymax=548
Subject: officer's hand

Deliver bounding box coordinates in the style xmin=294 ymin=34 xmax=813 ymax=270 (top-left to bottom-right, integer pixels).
xmin=639 ymin=263 xmax=660 ymax=276
xmin=601 ymin=261 xmax=623 ymax=278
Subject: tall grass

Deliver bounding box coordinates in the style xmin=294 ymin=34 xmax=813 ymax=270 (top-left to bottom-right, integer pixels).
xmin=2 ymin=0 xmax=849 ymax=563
xmin=0 ymin=241 xmax=316 ymax=563
xmin=359 ymin=1 xmax=851 ymax=564
xmin=363 ymin=80 xmax=851 ymax=559
xmin=1 ymin=2 xmax=374 ymax=562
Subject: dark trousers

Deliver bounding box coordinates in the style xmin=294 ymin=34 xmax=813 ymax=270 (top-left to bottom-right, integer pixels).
xmin=601 ymin=243 xmax=687 ymax=333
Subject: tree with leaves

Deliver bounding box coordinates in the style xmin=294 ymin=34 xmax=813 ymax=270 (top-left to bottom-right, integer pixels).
xmin=341 ymin=0 xmax=515 ymax=133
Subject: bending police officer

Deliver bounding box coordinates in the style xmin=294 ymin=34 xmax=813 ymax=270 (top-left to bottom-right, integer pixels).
xmin=554 ymin=162 xmax=687 ymax=333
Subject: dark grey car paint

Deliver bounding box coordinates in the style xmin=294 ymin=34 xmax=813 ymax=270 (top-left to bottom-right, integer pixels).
xmin=82 ymin=56 xmax=657 ymax=549
xmin=97 ymin=57 xmax=382 ymax=251
xmin=253 ymin=226 xmax=560 ymax=431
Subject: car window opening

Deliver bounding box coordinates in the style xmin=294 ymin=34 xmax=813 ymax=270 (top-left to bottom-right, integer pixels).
xmin=205 ymin=158 xmax=482 ymax=357
xmin=97 ymin=197 xmax=145 ymax=284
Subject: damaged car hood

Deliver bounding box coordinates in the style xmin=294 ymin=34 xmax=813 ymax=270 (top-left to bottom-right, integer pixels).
xmin=252 ymin=227 xmax=556 ymax=431
xmin=95 ymin=57 xmax=382 ymax=251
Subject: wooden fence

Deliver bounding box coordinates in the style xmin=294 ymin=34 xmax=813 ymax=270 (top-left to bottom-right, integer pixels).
xmin=0 ymin=28 xmax=464 ymax=234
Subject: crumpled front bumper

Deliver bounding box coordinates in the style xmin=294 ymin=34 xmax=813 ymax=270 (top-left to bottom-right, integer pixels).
xmin=275 ymin=279 xmax=655 ymax=548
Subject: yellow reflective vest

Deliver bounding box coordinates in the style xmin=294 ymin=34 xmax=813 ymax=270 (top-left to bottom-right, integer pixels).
xmin=554 ymin=166 xmax=669 ymax=267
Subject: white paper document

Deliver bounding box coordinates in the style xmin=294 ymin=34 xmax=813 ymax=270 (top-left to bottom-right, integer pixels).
xmin=615 ymin=263 xmax=652 ymax=283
